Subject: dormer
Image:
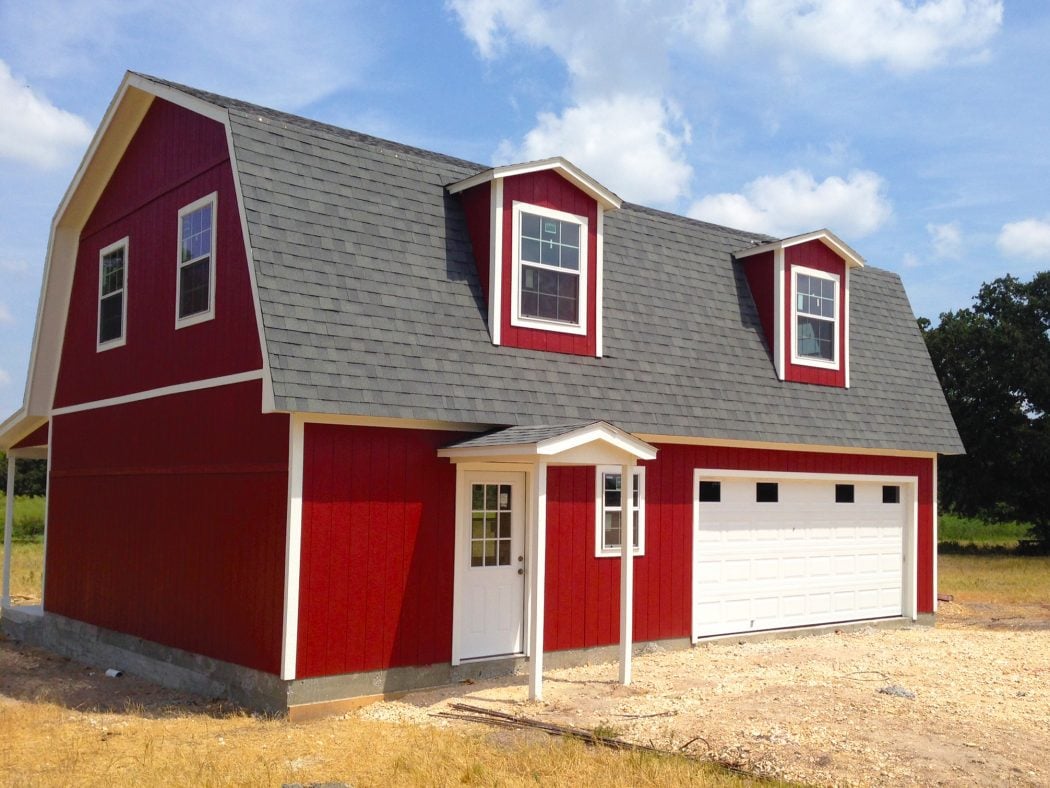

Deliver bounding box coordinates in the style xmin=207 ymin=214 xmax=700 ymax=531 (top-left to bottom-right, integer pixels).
xmin=448 ymin=158 xmax=621 ymax=357
xmin=736 ymin=230 xmax=864 ymax=388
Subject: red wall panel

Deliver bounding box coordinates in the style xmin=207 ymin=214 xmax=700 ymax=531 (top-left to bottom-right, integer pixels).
xmin=296 ymin=424 xmax=469 ymax=679
xmin=54 ymin=98 xmax=262 ymax=409
xmin=459 ymin=182 xmax=492 ymax=299
xmin=741 ymin=250 xmax=775 ymax=355
xmin=44 ymin=381 xmax=288 ymax=674
xmin=11 ymin=422 xmax=48 ymax=450
xmin=784 ymin=240 xmax=848 ymax=387
xmin=500 ymin=171 xmax=599 ymax=356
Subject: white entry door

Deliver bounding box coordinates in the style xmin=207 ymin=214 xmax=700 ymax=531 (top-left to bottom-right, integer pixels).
xmin=458 ymin=471 xmax=526 ymax=660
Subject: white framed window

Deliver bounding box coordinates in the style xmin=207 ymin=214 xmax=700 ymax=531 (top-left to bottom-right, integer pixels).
xmin=509 ymin=201 xmax=588 ymax=336
xmin=176 ymin=192 xmax=217 ymax=328
xmin=97 ymin=237 xmax=129 ymax=351
xmin=791 ymin=265 xmax=840 ymax=369
xmin=595 ymin=466 xmax=645 ymax=557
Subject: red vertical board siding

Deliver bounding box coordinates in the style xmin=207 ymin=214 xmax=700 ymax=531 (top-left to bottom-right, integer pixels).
xmin=500 ymin=171 xmax=599 ymax=356
xmin=742 ymin=251 xmax=775 ymax=353
xmin=296 ymin=424 xmax=469 ymax=679
xmin=54 ymin=98 xmax=262 ymax=409
xmin=11 ymin=422 xmax=49 ymax=449
xmin=44 ymin=381 xmax=288 ymax=674
xmin=539 ymin=445 xmax=936 ymax=655
xmin=459 ymin=182 xmax=492 ymax=299
xmin=784 ymin=241 xmax=847 ymax=387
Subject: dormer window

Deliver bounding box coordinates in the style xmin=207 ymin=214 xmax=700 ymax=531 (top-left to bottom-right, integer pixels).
xmin=510 ymin=202 xmax=588 ymax=335
xmin=792 ymin=266 xmax=839 ymax=368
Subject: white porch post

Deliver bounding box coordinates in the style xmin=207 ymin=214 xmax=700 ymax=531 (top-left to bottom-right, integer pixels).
xmin=528 ymin=460 xmax=548 ymax=701
xmin=3 ymin=455 xmax=16 ymax=609
xmin=619 ymin=462 xmax=634 ymax=685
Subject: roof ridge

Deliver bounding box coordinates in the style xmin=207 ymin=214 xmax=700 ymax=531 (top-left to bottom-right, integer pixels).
xmin=130 ymin=72 xmax=489 ymax=173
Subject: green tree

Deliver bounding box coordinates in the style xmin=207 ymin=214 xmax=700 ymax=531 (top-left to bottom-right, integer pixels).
xmin=919 ymin=271 xmax=1050 ymax=545
xmin=0 ymin=451 xmax=48 ymax=497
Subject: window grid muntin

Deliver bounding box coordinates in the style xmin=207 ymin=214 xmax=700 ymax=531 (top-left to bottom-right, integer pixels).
xmin=98 ymin=244 xmax=126 ymax=345
xmin=469 ymin=483 xmax=513 ymax=568
xmin=600 ymin=470 xmax=642 ymax=552
xmin=793 ymin=269 xmax=838 ymax=364
xmin=519 ymin=209 xmax=582 ymax=325
xmin=176 ymin=194 xmax=216 ymax=324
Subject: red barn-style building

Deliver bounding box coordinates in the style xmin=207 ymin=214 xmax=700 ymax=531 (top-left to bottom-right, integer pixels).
xmin=0 ymin=74 xmax=962 ymax=717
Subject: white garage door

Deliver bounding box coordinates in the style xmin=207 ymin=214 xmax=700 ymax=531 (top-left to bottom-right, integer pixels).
xmin=694 ymin=476 xmax=906 ymax=639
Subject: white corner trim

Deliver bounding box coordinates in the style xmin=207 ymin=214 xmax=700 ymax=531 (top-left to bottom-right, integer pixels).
xmin=2 ymin=455 xmax=15 ymax=609
xmin=773 ymin=248 xmax=785 ymax=380
xmin=224 ymin=120 xmax=277 ymax=413
xmin=595 ymin=465 xmax=645 ymax=558
xmin=175 ymin=191 xmax=218 ymax=329
xmin=618 ymin=462 xmax=634 ymax=686
xmin=50 ymin=369 xmax=264 ymax=416
xmin=844 ymin=265 xmax=851 ymax=388
xmin=508 ymin=201 xmax=589 ymax=336
xmin=789 ymin=264 xmax=841 ymax=371
xmin=490 ymin=179 xmax=503 ymax=346
xmin=932 ymin=456 xmax=939 ymax=613
xmin=281 ymin=414 xmax=305 ymax=680
xmin=527 ymin=460 xmax=548 ymax=701
xmin=595 ymin=207 xmax=604 ymax=358
xmin=96 ymin=236 xmax=129 ymax=352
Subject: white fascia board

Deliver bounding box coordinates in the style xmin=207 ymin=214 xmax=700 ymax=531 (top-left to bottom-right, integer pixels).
xmin=537 ymin=423 xmax=657 ymax=460
xmin=447 ymin=157 xmax=622 ymax=211
xmin=0 ymin=409 xmax=47 ymax=452
xmin=735 ymin=229 xmax=865 ymax=269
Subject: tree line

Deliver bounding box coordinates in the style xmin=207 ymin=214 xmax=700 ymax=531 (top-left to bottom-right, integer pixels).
xmin=919 ymin=270 xmax=1049 ymax=545
xmin=0 ymin=452 xmax=48 ymax=497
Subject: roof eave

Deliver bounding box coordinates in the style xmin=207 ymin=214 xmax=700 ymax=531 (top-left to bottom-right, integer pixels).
xmin=735 ymin=229 xmax=866 ymax=268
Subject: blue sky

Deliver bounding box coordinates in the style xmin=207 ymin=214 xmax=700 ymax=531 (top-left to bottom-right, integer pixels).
xmin=1 ymin=0 xmax=1048 ymax=418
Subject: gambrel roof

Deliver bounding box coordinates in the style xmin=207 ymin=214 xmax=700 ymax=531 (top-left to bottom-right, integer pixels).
xmin=3 ymin=73 xmax=963 ymax=455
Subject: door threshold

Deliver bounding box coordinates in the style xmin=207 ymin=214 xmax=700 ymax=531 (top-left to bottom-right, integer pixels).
xmin=457 ymin=652 xmax=526 ymax=665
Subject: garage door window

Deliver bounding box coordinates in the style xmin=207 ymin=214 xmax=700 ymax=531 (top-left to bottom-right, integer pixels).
xmin=698 ymin=481 xmax=721 ymax=502
xmin=756 ymin=482 xmax=778 ymax=502
xmin=595 ymin=466 xmax=645 ymax=557
xmin=883 ymin=485 xmax=901 ymax=503
xmin=835 ymin=484 xmax=855 ymax=503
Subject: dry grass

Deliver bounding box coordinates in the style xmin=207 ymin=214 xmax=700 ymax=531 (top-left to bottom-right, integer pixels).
xmin=7 ymin=541 xmax=43 ymax=604
xmin=0 ymin=699 xmax=765 ymax=787
xmin=939 ymin=553 xmax=1050 ymax=604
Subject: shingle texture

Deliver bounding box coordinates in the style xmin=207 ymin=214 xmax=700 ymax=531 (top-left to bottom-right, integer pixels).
xmin=139 ymin=75 xmax=963 ymax=455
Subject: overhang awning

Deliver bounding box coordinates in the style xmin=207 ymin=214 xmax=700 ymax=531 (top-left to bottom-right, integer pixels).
xmin=441 ymin=421 xmax=655 ymax=700
xmin=438 ymin=420 xmax=657 ymax=465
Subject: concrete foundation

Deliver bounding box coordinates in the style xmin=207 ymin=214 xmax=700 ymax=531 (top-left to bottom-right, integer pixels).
xmin=0 ymin=607 xmax=931 ymax=719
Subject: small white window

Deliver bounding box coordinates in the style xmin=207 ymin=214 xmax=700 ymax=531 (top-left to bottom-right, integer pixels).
xmin=97 ymin=237 xmax=128 ymax=351
xmin=595 ymin=466 xmax=645 ymax=557
xmin=176 ymin=192 xmax=217 ymax=328
xmin=510 ymin=201 xmax=588 ymax=336
xmin=791 ymin=265 xmax=840 ymax=369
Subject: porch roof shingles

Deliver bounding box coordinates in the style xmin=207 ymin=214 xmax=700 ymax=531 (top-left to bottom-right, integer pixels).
xmin=138 ymin=74 xmax=962 ymax=455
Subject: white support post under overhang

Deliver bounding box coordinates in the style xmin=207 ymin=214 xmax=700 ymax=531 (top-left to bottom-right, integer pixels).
xmin=619 ymin=461 xmax=635 ymax=685
xmin=2 ymin=454 xmax=16 ymax=609
xmin=527 ymin=460 xmax=548 ymax=701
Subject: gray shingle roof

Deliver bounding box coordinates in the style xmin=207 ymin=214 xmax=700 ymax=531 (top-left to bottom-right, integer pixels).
xmin=448 ymin=423 xmax=602 ymax=448
xmin=138 ymin=75 xmax=963 ymax=455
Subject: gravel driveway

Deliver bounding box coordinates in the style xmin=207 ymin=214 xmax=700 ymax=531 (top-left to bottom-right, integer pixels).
xmin=361 ymin=601 xmax=1050 ymax=786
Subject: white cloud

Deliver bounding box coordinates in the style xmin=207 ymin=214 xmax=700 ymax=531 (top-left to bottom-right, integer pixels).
xmin=927 ymin=221 xmax=962 ymax=258
xmin=0 ymin=368 xmax=9 ymax=387
xmin=689 ymin=169 xmax=892 ymax=238
xmin=0 ymin=259 xmax=29 ymax=273
xmin=0 ymin=59 xmax=92 ymax=168
xmin=0 ymin=304 xmax=13 ymax=325
xmin=497 ymin=95 xmax=693 ymax=205
xmin=902 ymin=252 xmax=923 ymax=269
xmin=744 ymin=0 xmax=1003 ymax=71
xmin=445 ymin=0 xmax=542 ymax=60
xmin=997 ymin=218 xmax=1050 ymax=261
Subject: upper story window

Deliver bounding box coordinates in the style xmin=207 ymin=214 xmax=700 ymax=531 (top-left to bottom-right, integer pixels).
xmin=595 ymin=466 xmax=645 ymax=557
xmin=176 ymin=192 xmax=217 ymax=328
xmin=97 ymin=237 xmax=128 ymax=351
xmin=792 ymin=266 xmax=839 ymax=368
xmin=510 ymin=202 xmax=588 ymax=336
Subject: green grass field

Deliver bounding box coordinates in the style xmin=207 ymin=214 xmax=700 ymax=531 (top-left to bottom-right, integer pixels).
xmin=938 ymin=512 xmax=1031 ymax=547
xmin=0 ymin=494 xmax=46 ymax=541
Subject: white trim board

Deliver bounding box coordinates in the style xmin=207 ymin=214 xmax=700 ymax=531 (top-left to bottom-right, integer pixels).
xmin=50 ymin=370 xmax=264 ymax=415
xmin=280 ymin=414 xmax=306 ymax=680
xmin=96 ymin=236 xmax=129 ymax=352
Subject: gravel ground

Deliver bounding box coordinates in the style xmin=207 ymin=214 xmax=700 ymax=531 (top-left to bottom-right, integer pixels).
xmin=360 ymin=602 xmax=1050 ymax=787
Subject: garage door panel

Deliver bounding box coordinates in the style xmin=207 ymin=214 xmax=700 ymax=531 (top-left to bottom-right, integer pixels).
xmin=695 ymin=478 xmax=905 ymax=639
